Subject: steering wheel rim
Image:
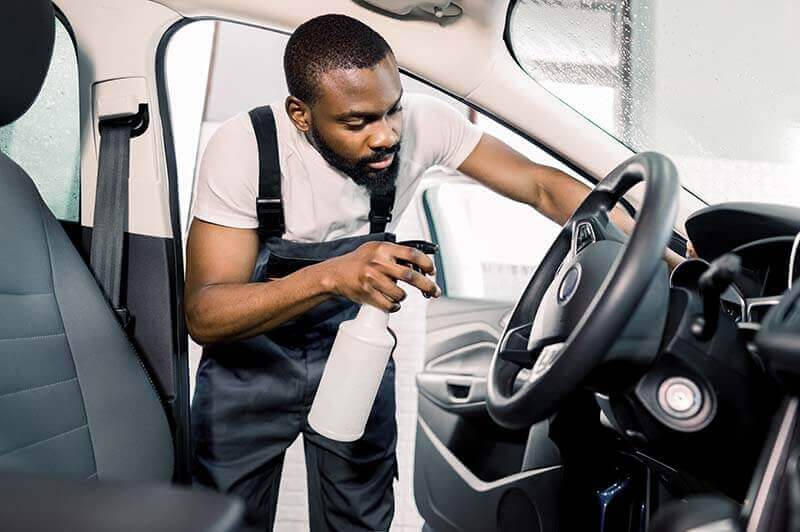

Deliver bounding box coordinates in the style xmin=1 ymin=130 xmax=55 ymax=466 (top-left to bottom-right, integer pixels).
xmin=487 ymin=152 xmax=679 ymax=429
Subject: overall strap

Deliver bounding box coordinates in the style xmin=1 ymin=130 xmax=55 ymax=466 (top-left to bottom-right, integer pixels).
xmin=249 ymin=104 xmax=396 ymax=237
xmin=249 ymin=105 xmax=284 ymax=240
xmin=369 ymin=186 xmax=396 ymax=234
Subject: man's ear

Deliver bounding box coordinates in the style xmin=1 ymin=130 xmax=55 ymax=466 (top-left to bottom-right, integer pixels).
xmin=285 ymin=96 xmax=311 ymax=133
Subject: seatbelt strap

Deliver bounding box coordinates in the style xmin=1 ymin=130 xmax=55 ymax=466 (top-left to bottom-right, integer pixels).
xmin=249 ymin=106 xmax=285 ymax=241
xmin=90 ymin=118 xmax=135 ymax=329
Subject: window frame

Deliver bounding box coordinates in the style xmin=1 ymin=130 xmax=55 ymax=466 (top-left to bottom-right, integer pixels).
xmin=55 ymin=6 xmax=82 ymax=223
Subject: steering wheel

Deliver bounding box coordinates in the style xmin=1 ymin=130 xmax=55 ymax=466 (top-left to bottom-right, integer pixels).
xmin=487 ymin=152 xmax=679 ymax=429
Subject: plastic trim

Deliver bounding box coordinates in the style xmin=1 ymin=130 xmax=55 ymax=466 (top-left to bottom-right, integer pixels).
xmin=154 ymin=16 xmax=194 ymax=484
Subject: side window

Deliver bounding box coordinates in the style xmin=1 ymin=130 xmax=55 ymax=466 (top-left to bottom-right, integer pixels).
xmin=0 ymin=16 xmax=80 ymax=222
xmin=423 ymin=112 xmax=572 ymax=303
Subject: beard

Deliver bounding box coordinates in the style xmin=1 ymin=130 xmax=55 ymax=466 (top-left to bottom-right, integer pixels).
xmin=310 ymin=126 xmax=401 ymax=195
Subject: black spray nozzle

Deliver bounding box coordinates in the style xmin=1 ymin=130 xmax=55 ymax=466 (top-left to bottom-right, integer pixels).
xmin=397 ymin=239 xmax=438 ymax=256
xmin=396 ymin=240 xmax=439 ymax=298
xmin=396 ymin=240 xmax=438 ymax=280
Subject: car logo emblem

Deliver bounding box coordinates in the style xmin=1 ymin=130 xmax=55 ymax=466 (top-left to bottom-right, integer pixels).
xmin=558 ymin=266 xmax=580 ymax=304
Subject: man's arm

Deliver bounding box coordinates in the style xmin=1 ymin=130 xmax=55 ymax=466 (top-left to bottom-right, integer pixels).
xmin=184 ymin=219 xmax=439 ymax=345
xmin=457 ymin=133 xmax=684 ymax=269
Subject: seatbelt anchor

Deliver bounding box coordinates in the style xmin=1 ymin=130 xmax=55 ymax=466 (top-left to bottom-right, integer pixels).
xmin=98 ymin=103 xmax=149 ymax=139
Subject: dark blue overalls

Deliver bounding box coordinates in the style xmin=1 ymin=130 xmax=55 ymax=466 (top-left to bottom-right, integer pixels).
xmin=191 ymin=106 xmax=398 ymax=531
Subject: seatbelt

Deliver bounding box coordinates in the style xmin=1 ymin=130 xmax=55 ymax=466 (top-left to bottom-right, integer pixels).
xmin=249 ymin=105 xmax=397 ymax=238
xmin=89 ymin=105 xmax=147 ymax=330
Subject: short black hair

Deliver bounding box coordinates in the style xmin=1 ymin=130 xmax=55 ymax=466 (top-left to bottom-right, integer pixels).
xmin=284 ymin=14 xmax=393 ymax=104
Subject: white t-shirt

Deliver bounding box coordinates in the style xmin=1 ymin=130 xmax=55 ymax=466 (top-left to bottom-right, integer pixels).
xmin=191 ymin=93 xmax=483 ymax=242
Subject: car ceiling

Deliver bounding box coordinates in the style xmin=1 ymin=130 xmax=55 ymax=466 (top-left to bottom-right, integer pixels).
xmin=62 ymin=0 xmax=701 ymax=235
xmin=151 ymin=0 xmax=508 ymax=100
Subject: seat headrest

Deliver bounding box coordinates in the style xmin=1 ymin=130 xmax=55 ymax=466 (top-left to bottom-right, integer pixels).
xmin=0 ymin=0 xmax=55 ymax=127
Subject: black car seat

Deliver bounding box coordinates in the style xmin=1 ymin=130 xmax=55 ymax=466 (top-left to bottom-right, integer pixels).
xmin=0 ymin=0 xmax=173 ymax=482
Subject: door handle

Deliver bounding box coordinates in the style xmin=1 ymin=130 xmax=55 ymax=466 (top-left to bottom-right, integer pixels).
xmin=443 ymin=375 xmax=477 ymax=403
xmin=416 ymin=373 xmax=488 ymax=411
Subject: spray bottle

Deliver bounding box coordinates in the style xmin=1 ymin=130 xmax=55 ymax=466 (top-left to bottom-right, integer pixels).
xmin=307 ymin=240 xmax=438 ymax=442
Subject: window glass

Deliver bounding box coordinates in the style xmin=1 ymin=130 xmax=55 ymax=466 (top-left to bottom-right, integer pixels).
xmin=508 ymin=0 xmax=800 ymax=207
xmin=425 ymin=181 xmax=559 ymax=303
xmin=0 ymin=17 xmax=80 ymax=221
xmin=423 ymin=112 xmax=574 ymax=303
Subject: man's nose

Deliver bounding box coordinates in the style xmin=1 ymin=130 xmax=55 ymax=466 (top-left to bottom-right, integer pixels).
xmin=368 ymin=119 xmax=399 ymax=151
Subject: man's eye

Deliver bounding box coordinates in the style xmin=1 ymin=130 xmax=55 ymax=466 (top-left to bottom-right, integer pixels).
xmin=345 ymin=122 xmax=365 ymax=130
xmin=389 ymin=105 xmax=404 ymax=115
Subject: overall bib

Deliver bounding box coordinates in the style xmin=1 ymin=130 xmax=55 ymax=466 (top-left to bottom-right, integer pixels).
xmin=192 ymin=106 xmax=399 ymax=531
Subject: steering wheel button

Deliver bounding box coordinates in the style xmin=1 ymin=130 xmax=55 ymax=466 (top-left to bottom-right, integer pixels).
xmin=573 ymin=221 xmax=597 ymax=255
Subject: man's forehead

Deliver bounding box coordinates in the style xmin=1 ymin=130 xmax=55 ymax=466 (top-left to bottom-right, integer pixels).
xmin=315 ymin=57 xmax=402 ymax=115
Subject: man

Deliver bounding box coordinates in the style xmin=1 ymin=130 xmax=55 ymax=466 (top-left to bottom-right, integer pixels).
xmin=186 ymin=13 xmax=673 ymax=531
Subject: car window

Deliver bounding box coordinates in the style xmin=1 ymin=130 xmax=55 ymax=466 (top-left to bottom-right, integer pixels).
xmin=424 ymin=180 xmax=560 ymax=303
xmin=422 ymin=115 xmax=565 ymax=304
xmin=507 ymin=0 xmax=800 ymax=207
xmin=0 ymin=16 xmax=80 ymax=222
xmin=421 ymin=107 xmax=573 ymax=303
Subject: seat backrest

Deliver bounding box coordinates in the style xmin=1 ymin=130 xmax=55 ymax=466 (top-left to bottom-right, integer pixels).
xmin=0 ymin=0 xmax=173 ymax=482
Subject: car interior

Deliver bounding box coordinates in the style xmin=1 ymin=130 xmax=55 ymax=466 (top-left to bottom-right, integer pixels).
xmin=2 ymin=1 xmax=800 ymax=531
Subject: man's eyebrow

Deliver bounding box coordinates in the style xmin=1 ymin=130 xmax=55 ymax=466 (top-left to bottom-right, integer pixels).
xmin=335 ymin=91 xmax=404 ymax=121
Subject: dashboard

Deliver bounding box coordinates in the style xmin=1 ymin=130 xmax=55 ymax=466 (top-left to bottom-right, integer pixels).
xmin=599 ymin=202 xmax=800 ymax=500
xmin=685 ymin=202 xmax=800 ymax=324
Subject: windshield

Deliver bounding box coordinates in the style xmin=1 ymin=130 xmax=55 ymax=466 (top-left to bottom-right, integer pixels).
xmin=507 ymin=0 xmax=800 ymax=207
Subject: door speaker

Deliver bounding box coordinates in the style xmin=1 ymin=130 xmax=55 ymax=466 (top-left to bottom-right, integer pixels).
xmin=497 ymin=488 xmax=541 ymax=532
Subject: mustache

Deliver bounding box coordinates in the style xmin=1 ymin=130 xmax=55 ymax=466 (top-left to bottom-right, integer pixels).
xmin=362 ymin=143 xmax=401 ymax=164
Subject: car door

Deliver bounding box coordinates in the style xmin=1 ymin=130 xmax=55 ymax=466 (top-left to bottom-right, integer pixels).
xmin=413 ymin=160 xmax=568 ymax=532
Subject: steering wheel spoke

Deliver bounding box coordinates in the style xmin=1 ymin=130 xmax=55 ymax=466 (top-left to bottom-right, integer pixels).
xmin=530 ymin=342 xmax=567 ymax=377
xmin=497 ymin=322 xmax=535 ymax=368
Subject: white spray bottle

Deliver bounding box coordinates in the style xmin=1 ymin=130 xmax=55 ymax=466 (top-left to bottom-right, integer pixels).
xmin=308 ymin=240 xmax=438 ymax=442
xmin=307 ymin=303 xmax=395 ymax=441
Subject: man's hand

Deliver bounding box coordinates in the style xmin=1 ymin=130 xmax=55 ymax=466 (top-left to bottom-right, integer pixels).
xmin=322 ymin=241 xmax=441 ymax=312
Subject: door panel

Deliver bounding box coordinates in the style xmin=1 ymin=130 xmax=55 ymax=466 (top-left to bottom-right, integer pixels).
xmin=415 ymin=415 xmax=561 ymax=532
xmin=414 ymin=297 xmax=562 ymax=532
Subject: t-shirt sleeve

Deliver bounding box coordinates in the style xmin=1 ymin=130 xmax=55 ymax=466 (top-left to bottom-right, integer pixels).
xmin=413 ymin=94 xmax=483 ymax=169
xmin=190 ymin=113 xmax=260 ymax=229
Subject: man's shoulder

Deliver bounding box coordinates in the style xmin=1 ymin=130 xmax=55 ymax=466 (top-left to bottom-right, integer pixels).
xmin=402 ymin=92 xmax=449 ymax=116
xmin=401 ymin=92 xmax=470 ymax=134
xmin=208 ymin=111 xmax=256 ymax=148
